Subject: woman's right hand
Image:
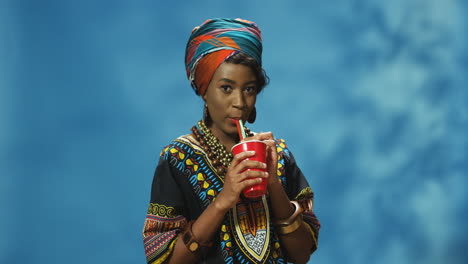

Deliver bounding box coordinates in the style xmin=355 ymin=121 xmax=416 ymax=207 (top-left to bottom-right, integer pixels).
xmin=214 ymin=150 xmax=268 ymax=211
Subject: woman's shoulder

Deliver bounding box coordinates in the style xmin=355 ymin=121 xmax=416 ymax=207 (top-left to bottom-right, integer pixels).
xmin=159 ymin=134 xmax=204 ymax=158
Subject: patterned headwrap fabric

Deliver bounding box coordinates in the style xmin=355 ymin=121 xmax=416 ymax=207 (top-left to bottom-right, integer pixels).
xmin=185 ymin=18 xmax=263 ymax=95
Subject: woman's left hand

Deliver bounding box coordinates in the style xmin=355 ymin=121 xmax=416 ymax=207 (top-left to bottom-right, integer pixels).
xmin=244 ymin=132 xmax=279 ymax=186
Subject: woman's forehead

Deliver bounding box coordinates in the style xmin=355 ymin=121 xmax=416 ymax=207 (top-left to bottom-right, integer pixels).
xmin=212 ymin=63 xmax=256 ymax=81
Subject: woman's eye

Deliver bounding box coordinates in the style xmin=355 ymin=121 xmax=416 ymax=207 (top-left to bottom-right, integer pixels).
xmin=245 ymin=86 xmax=256 ymax=93
xmin=220 ymin=85 xmax=232 ymax=92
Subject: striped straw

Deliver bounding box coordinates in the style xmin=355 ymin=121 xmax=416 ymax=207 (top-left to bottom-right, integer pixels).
xmin=235 ymin=119 xmax=247 ymax=140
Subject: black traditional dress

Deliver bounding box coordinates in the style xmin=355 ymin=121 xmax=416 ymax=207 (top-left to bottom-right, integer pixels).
xmin=143 ymin=131 xmax=320 ymax=264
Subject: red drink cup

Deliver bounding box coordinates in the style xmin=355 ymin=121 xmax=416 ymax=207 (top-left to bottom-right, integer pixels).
xmin=231 ymin=140 xmax=267 ymax=198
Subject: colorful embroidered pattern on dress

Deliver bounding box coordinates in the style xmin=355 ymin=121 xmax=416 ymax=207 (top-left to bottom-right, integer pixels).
xmin=161 ymin=136 xmax=222 ymax=207
xmin=143 ymin=135 xmax=319 ymax=263
xmin=230 ymin=196 xmax=272 ymax=263
xmin=276 ymin=139 xmax=289 ymax=186
xmin=147 ymin=203 xmax=179 ymax=218
xmin=143 ymin=213 xmax=186 ymax=264
xmin=161 ymin=136 xmax=290 ymax=263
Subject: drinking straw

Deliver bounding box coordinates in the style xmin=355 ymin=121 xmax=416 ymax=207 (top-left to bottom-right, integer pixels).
xmin=235 ymin=119 xmax=247 ymax=140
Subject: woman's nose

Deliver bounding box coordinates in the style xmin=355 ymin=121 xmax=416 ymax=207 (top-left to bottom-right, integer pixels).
xmin=232 ymin=90 xmax=246 ymax=109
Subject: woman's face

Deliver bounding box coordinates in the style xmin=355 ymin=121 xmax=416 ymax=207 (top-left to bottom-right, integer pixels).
xmin=203 ymin=62 xmax=258 ymax=140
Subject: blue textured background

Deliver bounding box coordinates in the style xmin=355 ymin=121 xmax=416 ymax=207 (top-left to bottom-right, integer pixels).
xmin=2 ymin=0 xmax=467 ymax=263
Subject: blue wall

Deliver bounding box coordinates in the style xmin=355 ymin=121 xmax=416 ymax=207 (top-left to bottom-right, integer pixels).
xmin=1 ymin=0 xmax=467 ymax=263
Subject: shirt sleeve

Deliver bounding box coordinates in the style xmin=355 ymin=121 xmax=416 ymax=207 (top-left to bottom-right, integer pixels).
xmin=276 ymin=139 xmax=321 ymax=253
xmin=142 ymin=156 xmax=188 ymax=264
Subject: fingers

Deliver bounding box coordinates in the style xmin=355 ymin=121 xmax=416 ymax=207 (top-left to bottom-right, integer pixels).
xmin=243 ymin=132 xmax=274 ymax=142
xmin=239 ymin=177 xmax=264 ymax=190
xmin=236 ymin=159 xmax=267 ymax=172
xmin=227 ymin=159 xmax=268 ymax=180
xmin=239 ymin=169 xmax=268 ymax=181
xmin=223 ymin=168 xmax=267 ymax=195
xmin=227 ymin=155 xmax=267 ymax=180
xmin=230 ymin=160 xmax=268 ymax=182
xmin=231 ymin=150 xmax=256 ymax=167
xmin=263 ymin=139 xmax=276 ymax=148
xmin=254 ymin=132 xmax=274 ymax=141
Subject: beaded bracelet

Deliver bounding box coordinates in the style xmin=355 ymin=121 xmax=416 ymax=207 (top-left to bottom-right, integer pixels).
xmin=182 ymin=220 xmax=213 ymax=256
xmin=273 ymin=201 xmax=304 ymax=235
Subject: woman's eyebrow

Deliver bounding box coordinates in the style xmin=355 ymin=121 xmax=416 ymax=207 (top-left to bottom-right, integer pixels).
xmin=218 ymin=78 xmax=257 ymax=85
xmin=218 ymin=78 xmax=236 ymax=84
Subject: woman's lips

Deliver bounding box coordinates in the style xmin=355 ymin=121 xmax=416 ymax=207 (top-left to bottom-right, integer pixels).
xmin=229 ymin=117 xmax=241 ymax=124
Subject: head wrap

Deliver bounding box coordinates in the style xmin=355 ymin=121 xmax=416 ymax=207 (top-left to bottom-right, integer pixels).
xmin=185 ymin=18 xmax=263 ymax=95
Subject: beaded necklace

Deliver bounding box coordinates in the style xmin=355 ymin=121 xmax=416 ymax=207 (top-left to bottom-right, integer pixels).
xmin=191 ymin=120 xmax=253 ymax=176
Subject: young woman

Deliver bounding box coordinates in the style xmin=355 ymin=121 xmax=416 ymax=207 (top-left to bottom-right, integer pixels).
xmin=143 ymin=18 xmax=320 ymax=264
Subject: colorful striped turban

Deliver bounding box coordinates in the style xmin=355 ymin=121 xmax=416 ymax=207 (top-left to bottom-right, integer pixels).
xmin=185 ymin=18 xmax=263 ymax=95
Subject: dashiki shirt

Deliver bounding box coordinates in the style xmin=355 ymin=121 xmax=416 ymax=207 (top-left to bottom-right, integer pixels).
xmin=143 ymin=134 xmax=320 ymax=264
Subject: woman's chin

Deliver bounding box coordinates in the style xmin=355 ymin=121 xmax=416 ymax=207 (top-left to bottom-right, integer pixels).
xmin=224 ymin=128 xmax=240 ymax=139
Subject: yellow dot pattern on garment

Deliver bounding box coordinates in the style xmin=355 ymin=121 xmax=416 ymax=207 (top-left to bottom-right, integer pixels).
xmin=170 ymin=148 xmax=178 ymax=154
xmin=203 ymin=181 xmax=209 ymax=189
xmin=161 ymin=146 xmax=170 ymax=156
xmin=275 ymin=139 xmax=288 ymax=180
xmin=186 ymin=159 xmax=193 ymax=165
xmin=207 ymin=189 xmax=215 ymax=196
xmin=272 ymin=241 xmax=281 ymax=258
xmin=277 ymin=162 xmax=283 ymax=176
xmin=197 ymin=173 xmax=204 ymax=181
xmin=178 ymin=152 xmax=185 ymax=160
xmin=276 ymin=147 xmax=282 ymax=155
xmin=221 ymin=224 xmax=231 ymax=248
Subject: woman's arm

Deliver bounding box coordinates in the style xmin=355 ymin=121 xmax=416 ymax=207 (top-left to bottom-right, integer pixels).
xmin=268 ymin=179 xmax=314 ymax=264
xmin=251 ymin=132 xmax=318 ymax=264
xmin=165 ymin=197 xmax=229 ymax=264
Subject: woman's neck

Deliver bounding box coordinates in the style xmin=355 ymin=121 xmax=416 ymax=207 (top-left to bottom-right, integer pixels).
xmin=207 ymin=123 xmax=239 ymax=151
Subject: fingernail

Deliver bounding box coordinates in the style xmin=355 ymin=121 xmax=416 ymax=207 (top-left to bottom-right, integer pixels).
xmin=264 ymin=172 xmax=269 ymax=177
xmin=262 ymin=163 xmax=267 ymax=168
